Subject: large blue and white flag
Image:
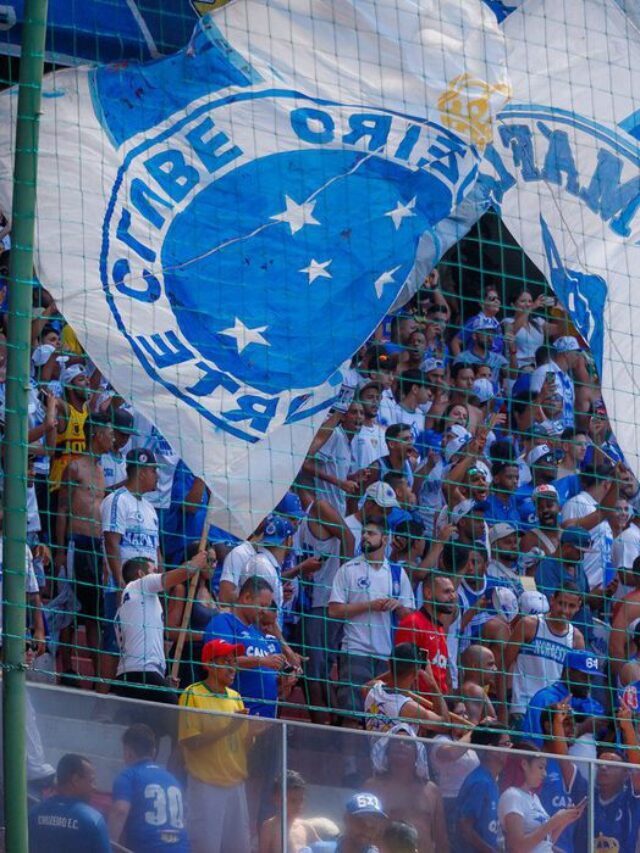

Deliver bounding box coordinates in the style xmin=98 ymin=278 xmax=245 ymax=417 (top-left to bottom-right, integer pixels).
xmin=0 ymin=0 xmax=207 ymax=64
xmin=479 ymin=0 xmax=640 ymax=474
xmin=0 ymin=0 xmax=509 ymax=535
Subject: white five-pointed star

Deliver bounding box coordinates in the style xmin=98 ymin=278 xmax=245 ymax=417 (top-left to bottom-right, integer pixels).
xmin=270 ymin=195 xmax=321 ymax=235
xmin=374 ymin=265 xmax=402 ymax=299
xmin=300 ymin=258 xmax=332 ymax=284
xmin=384 ymin=196 xmax=417 ymax=230
xmin=220 ymin=317 xmax=270 ymax=354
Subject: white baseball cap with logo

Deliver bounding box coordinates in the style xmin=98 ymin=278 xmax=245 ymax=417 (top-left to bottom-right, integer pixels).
xmin=364 ymin=481 xmax=399 ymax=509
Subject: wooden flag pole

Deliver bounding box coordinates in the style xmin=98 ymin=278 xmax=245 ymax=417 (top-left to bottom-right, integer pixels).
xmin=169 ymin=502 xmax=213 ymax=684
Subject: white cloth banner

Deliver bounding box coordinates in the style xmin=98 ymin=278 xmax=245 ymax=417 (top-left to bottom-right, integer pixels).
xmin=479 ymin=0 xmax=640 ymax=474
xmin=0 ymin=0 xmax=508 ymax=535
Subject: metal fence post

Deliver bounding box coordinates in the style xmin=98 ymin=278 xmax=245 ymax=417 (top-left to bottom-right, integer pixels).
xmin=2 ymin=1 xmax=49 ymax=850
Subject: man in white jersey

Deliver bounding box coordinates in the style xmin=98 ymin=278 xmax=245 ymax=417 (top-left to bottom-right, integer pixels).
xmin=560 ymin=463 xmax=618 ymax=591
xmin=101 ymin=449 xmax=162 ymax=590
xmin=504 ymin=584 xmax=584 ymax=721
xmin=530 ymin=336 xmax=584 ymax=429
xmin=302 ymin=403 xmax=364 ymax=515
xmin=218 ymin=491 xmax=307 ymax=604
xmin=392 ymin=369 xmax=433 ymax=441
xmin=329 ymin=518 xmax=414 ymax=725
xmin=100 ymin=408 xmax=134 ymax=490
xmin=350 ymin=382 xmax=387 ymax=471
xmin=297 ymin=498 xmax=354 ymax=724
xmin=114 ymin=551 xmax=208 ymax=704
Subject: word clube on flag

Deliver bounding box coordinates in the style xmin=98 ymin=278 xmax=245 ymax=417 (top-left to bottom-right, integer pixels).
xmin=0 ymin=0 xmax=510 ymax=534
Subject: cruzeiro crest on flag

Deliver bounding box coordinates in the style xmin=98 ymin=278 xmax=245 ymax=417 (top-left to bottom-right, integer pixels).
xmin=191 ymin=0 xmax=235 ymax=16
xmin=101 ymin=88 xmax=481 ymax=441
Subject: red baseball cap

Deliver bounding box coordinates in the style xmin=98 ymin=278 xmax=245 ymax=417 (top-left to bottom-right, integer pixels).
xmin=201 ymin=639 xmax=243 ymax=664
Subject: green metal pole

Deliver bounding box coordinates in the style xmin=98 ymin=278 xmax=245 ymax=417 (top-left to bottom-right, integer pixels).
xmin=3 ymin=1 xmax=49 ymax=851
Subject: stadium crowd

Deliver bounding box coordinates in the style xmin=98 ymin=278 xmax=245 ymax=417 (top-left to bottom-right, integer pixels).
xmin=4 ymin=230 xmax=640 ymax=853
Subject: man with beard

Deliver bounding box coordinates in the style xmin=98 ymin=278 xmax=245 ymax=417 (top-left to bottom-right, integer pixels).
xmin=515 ymin=445 xmax=560 ymax=527
xmin=395 ymin=572 xmax=457 ymax=694
xmin=351 ymin=382 xmax=387 ymax=471
xmin=329 ymin=518 xmax=414 ymax=725
xmin=519 ymin=485 xmax=563 ymax=573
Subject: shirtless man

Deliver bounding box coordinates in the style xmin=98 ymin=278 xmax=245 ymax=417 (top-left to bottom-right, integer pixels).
xmin=458 ymin=644 xmax=498 ymax=722
xmin=56 ymin=413 xmax=113 ymax=683
xmin=365 ymin=730 xmax=449 ymax=853
xmin=610 ymin=555 xmax=640 ymax=686
xmin=258 ymin=771 xmax=321 ymax=853
xmin=49 ymin=364 xmax=92 ymax=494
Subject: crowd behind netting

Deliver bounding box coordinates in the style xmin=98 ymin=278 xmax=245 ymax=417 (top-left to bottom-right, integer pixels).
xmin=4 ymin=209 xmax=640 ymax=853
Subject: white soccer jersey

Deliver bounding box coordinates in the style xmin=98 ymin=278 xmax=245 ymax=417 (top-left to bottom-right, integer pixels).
xmin=101 ymin=487 xmax=160 ymax=565
xmin=115 ymin=573 xmax=165 ymax=676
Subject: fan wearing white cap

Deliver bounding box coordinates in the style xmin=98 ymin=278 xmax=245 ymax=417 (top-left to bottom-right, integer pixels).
xmin=48 ymin=362 xmax=91 ymax=493
xmin=519 ymin=485 xmax=562 ymax=569
xmin=514 ymin=445 xmax=559 ymax=527
xmin=530 ymin=337 xmax=584 ymax=430
xmin=487 ymin=524 xmax=522 ymax=596
xmin=344 ymin=481 xmax=399 ymax=554
xmin=504 ymin=583 xmax=585 ymax=721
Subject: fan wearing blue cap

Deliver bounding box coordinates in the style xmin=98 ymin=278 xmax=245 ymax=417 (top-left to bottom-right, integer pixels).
xmin=218 ymin=491 xmax=304 ymax=605
xmin=520 ymin=649 xmax=605 ymax=747
xmin=235 ymin=515 xmax=295 ymax=614
xmin=452 ymin=312 xmax=508 ymax=387
xmin=317 ymin=793 xmax=387 ymax=852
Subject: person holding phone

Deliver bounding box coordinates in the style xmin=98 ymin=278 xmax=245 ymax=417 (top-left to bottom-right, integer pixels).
xmin=498 ymin=743 xmax=585 ymax=853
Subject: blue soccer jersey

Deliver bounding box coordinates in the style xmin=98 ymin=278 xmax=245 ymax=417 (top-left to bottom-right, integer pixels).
xmin=29 ymin=795 xmax=110 ymax=853
xmin=539 ymin=757 xmax=588 ymax=853
xmin=456 ymin=764 xmax=501 ymax=850
xmin=112 ymin=760 xmax=189 ymax=852
xmin=594 ymin=784 xmax=640 ymax=853
xmin=204 ymin=611 xmax=279 ymax=716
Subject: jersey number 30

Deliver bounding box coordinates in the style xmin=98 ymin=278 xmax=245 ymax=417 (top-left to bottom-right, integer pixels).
xmin=144 ymin=784 xmax=184 ymax=828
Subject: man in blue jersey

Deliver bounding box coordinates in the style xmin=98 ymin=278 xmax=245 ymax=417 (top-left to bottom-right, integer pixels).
xmin=594 ymin=705 xmax=640 ymax=853
xmin=204 ymin=575 xmax=284 ymax=717
xmin=28 ymin=753 xmax=110 ymax=853
xmin=520 ymin=650 xmax=605 ymax=747
xmin=455 ymin=722 xmax=512 ymax=851
xmin=109 ymin=724 xmax=188 ymax=852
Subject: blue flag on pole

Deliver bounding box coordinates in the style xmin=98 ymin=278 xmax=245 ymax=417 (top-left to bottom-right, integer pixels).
xmin=0 ymin=0 xmax=509 ymax=535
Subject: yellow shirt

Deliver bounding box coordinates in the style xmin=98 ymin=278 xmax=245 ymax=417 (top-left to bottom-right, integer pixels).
xmin=178 ymin=682 xmax=249 ymax=787
xmin=61 ymin=324 xmax=84 ymax=355
xmin=49 ymin=403 xmax=88 ymax=492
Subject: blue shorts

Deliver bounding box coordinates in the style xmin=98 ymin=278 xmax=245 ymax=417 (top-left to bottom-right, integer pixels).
xmin=102 ymin=588 xmax=118 ymax=653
